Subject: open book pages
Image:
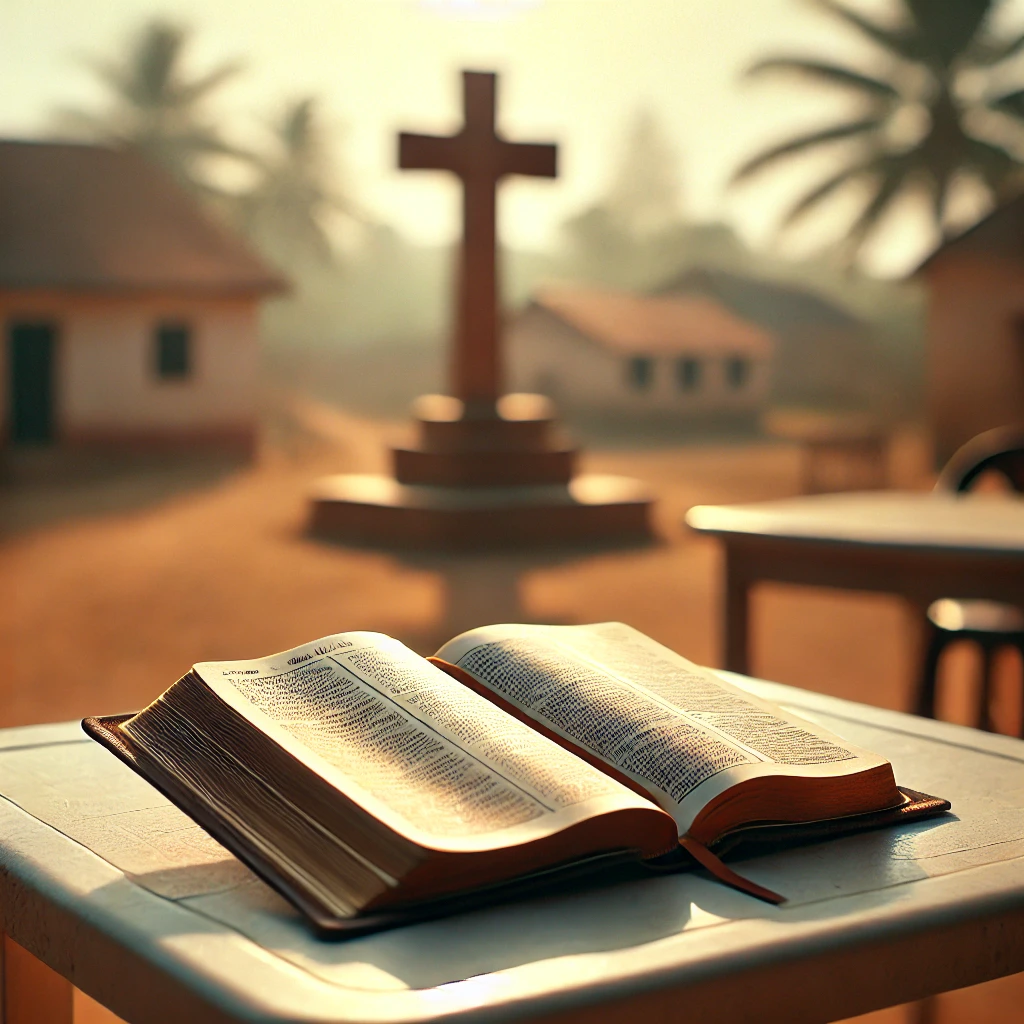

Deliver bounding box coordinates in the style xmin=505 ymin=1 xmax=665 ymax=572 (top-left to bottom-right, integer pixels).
xmin=121 ymin=631 xmax=677 ymax=914
xmin=435 ymin=623 xmax=900 ymax=843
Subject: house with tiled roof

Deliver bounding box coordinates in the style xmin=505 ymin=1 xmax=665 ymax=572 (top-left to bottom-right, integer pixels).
xmin=656 ymin=266 xmax=878 ymax=409
xmin=917 ymin=196 xmax=1024 ymax=464
xmin=508 ymin=285 xmax=774 ymax=422
xmin=1 ymin=140 xmax=286 ymax=455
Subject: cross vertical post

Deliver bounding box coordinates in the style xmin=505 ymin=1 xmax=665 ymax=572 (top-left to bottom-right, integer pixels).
xmin=311 ymin=69 xmax=653 ymax=546
xmin=398 ymin=71 xmax=557 ymax=416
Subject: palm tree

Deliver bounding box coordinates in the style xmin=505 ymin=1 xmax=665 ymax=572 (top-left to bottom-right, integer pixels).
xmin=239 ymin=98 xmax=359 ymax=267
xmin=54 ymin=19 xmax=245 ymax=197
xmin=731 ymin=0 xmax=1024 ymax=259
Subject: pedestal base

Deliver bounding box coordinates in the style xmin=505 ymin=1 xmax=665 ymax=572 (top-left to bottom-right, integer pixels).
xmin=309 ymin=473 xmax=653 ymax=549
xmin=392 ymin=393 xmax=577 ymax=488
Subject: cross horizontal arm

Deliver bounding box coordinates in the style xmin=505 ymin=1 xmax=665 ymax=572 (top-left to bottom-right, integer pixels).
xmin=498 ymin=140 xmax=557 ymax=179
xmin=399 ymin=132 xmax=462 ymax=173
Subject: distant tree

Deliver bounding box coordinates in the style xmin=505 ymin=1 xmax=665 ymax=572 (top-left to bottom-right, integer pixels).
xmin=604 ymin=109 xmax=684 ymax=236
xmin=54 ymin=19 xmax=245 ymax=197
xmin=731 ymin=0 xmax=1024 ymax=260
xmin=561 ymin=109 xmax=688 ymax=286
xmin=240 ymin=97 xmax=358 ymax=267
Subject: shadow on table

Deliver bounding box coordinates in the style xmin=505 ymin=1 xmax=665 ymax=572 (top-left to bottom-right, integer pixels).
xmin=146 ymin=820 xmax=959 ymax=992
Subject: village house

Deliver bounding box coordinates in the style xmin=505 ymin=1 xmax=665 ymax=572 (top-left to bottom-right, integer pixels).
xmin=656 ymin=266 xmax=878 ymax=410
xmin=918 ymin=196 xmax=1024 ymax=465
xmin=507 ymin=285 xmax=774 ymax=423
xmin=1 ymin=140 xmax=285 ymax=457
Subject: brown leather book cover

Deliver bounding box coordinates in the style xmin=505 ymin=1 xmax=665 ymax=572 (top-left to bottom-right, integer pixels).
xmin=83 ymin=713 xmax=950 ymax=938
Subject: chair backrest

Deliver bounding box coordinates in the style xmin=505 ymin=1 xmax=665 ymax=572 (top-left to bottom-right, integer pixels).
xmin=935 ymin=425 xmax=1024 ymax=493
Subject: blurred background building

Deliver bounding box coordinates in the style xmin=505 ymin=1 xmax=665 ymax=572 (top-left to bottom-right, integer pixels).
xmin=920 ymin=197 xmax=1024 ymax=465
xmin=509 ymin=285 xmax=773 ymax=424
xmin=0 ymin=140 xmax=284 ymax=456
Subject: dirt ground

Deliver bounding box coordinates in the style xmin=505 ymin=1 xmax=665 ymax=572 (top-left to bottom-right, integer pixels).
xmin=2 ymin=398 xmax=1021 ymax=1024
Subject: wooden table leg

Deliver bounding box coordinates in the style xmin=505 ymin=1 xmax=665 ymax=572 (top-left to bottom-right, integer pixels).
xmin=1 ymin=933 xmax=73 ymax=1024
xmin=909 ymin=994 xmax=938 ymax=1024
xmin=903 ymin=598 xmax=934 ymax=716
xmin=723 ymin=547 xmax=752 ymax=675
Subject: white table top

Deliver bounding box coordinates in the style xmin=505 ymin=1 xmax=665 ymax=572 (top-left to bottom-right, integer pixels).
xmin=1 ymin=679 xmax=1023 ymax=1023
xmin=686 ymin=491 xmax=1024 ymax=554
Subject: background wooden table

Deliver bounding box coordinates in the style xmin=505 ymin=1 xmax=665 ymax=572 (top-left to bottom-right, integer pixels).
xmin=686 ymin=491 xmax=1024 ymax=675
xmin=763 ymin=410 xmax=891 ymax=494
xmin=1 ymin=679 xmax=1022 ymax=1023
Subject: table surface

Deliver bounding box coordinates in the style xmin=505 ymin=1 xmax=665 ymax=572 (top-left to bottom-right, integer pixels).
xmin=685 ymin=491 xmax=1024 ymax=554
xmin=1 ymin=680 xmax=1023 ymax=1024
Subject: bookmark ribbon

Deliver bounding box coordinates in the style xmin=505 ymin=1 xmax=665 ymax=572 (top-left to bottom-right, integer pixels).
xmin=678 ymin=836 xmax=785 ymax=905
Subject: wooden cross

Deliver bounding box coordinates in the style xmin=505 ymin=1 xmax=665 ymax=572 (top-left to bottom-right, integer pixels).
xmin=399 ymin=71 xmax=557 ymax=415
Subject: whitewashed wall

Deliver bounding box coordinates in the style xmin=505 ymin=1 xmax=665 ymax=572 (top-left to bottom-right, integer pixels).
xmin=1 ymin=291 xmax=260 ymax=447
xmin=506 ymin=305 xmax=771 ymax=417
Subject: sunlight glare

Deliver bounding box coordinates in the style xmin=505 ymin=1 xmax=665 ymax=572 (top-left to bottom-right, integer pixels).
xmin=419 ymin=0 xmax=546 ymax=21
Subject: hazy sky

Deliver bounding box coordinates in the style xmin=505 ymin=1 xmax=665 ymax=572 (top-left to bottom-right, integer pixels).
xmin=3 ymin=0 xmax=1024 ymax=275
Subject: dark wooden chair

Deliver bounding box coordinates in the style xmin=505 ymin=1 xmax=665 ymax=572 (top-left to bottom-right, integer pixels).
xmin=914 ymin=426 xmax=1024 ymax=735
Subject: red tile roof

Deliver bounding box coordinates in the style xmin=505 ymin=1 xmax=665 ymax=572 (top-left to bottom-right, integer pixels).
xmin=531 ymin=285 xmax=774 ymax=356
xmin=0 ymin=140 xmax=286 ymax=295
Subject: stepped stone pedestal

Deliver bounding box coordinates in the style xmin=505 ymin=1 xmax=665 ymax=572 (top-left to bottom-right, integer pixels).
xmin=309 ymin=394 xmax=652 ymax=549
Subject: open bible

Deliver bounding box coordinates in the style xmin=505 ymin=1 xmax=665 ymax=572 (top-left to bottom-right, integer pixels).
xmin=84 ymin=623 xmax=948 ymax=935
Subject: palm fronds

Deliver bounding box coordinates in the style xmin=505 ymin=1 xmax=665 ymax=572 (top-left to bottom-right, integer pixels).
xmin=745 ymin=58 xmax=900 ymax=100
xmin=55 ymin=19 xmax=246 ymax=196
xmin=732 ymin=0 xmax=1024 ymax=262
xmin=732 ymin=118 xmax=886 ymax=182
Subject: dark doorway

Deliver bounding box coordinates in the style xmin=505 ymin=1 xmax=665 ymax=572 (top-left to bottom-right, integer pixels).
xmin=8 ymin=322 xmax=56 ymax=444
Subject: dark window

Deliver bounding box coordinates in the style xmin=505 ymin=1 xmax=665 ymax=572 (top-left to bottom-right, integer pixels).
xmin=8 ymin=321 xmax=56 ymax=444
xmin=156 ymin=323 xmax=191 ymax=379
xmin=725 ymin=356 xmax=749 ymax=390
xmin=627 ymin=356 xmax=654 ymax=390
xmin=676 ymin=357 xmax=702 ymax=391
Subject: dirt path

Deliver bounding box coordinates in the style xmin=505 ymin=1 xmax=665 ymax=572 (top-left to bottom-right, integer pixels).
xmin=1 ymin=401 xmax=927 ymax=725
